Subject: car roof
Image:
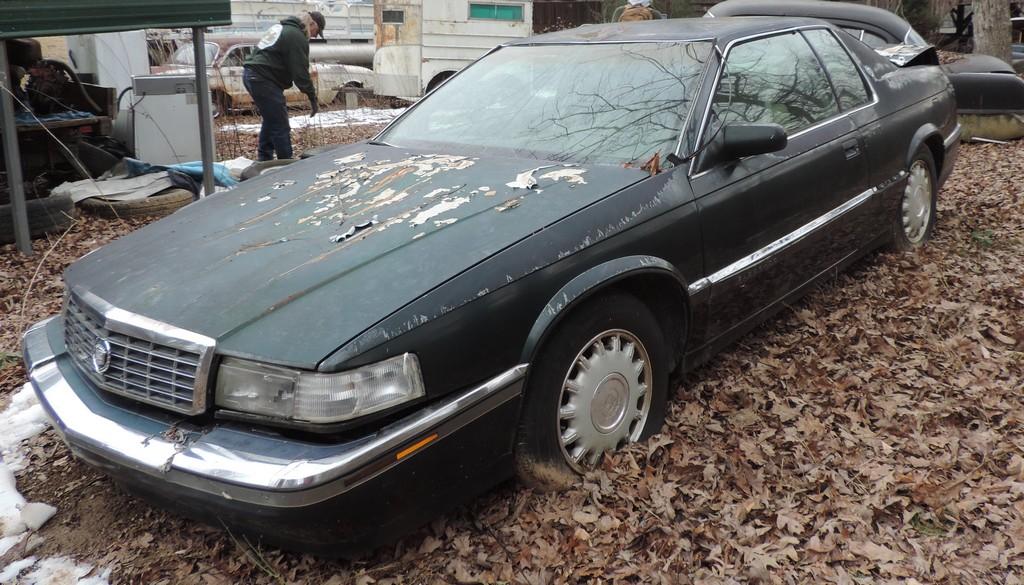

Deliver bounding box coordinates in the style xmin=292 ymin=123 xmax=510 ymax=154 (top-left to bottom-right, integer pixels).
xmin=504 ymin=16 xmax=830 ymax=46
xmin=708 ymin=0 xmax=911 ymax=39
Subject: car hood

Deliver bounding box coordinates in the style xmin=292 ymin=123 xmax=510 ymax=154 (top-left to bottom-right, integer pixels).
xmin=66 ymin=144 xmax=648 ymax=368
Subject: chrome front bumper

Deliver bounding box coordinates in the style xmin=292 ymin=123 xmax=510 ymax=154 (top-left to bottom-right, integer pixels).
xmin=23 ymin=316 xmax=527 ymax=508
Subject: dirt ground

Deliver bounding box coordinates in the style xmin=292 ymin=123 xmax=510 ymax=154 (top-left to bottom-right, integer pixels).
xmin=1 ymin=136 xmax=1022 ymax=584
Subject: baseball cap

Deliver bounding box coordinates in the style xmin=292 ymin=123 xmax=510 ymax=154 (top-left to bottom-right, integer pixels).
xmin=308 ymin=11 xmax=326 ymax=38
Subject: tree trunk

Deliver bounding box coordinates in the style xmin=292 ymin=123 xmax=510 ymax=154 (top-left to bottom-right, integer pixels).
xmin=973 ymin=0 xmax=1012 ymax=64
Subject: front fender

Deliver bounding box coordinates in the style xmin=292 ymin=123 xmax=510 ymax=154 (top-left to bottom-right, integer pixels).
xmin=518 ymin=255 xmax=688 ymax=364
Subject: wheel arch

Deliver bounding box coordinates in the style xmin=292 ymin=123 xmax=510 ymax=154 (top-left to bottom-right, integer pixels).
xmin=907 ymin=123 xmax=944 ymax=173
xmin=519 ymin=256 xmax=691 ymax=373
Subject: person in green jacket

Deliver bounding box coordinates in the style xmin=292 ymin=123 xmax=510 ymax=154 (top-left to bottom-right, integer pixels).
xmin=242 ymin=11 xmax=325 ymax=160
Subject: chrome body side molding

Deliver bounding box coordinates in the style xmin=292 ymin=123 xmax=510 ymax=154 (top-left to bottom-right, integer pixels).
xmin=687 ymin=170 xmax=907 ymax=296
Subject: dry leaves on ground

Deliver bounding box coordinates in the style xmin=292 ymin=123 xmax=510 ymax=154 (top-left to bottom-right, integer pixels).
xmin=214 ymin=102 xmax=398 ymax=161
xmin=0 ymin=138 xmax=1021 ymax=584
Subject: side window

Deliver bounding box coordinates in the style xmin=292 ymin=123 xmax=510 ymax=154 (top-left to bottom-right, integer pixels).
xmin=222 ymin=47 xmax=248 ymax=67
xmin=469 ymin=3 xmax=525 ymax=21
xmin=712 ymin=32 xmax=839 ymax=135
xmin=841 ymin=27 xmax=865 ymax=42
xmin=803 ymin=29 xmax=871 ymax=111
xmin=861 ymin=31 xmax=888 ymax=48
xmin=382 ymin=10 xmax=405 ymax=24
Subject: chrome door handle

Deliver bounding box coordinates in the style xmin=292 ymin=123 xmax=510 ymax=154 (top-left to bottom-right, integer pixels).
xmin=842 ymin=139 xmax=861 ymax=160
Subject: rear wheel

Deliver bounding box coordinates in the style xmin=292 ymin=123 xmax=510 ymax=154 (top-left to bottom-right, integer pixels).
xmin=891 ymin=146 xmax=937 ymax=251
xmin=515 ymin=292 xmax=669 ymax=490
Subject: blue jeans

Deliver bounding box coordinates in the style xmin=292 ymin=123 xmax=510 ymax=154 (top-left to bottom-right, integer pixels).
xmin=243 ymin=67 xmax=292 ymax=161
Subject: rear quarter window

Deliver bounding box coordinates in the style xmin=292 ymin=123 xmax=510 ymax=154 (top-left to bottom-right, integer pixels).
xmin=840 ymin=32 xmax=898 ymax=81
xmin=803 ymin=29 xmax=871 ymax=110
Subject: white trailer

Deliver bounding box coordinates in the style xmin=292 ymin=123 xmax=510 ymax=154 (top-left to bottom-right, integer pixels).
xmin=373 ymin=1 xmax=533 ymax=100
xmin=212 ymin=0 xmax=375 ymax=44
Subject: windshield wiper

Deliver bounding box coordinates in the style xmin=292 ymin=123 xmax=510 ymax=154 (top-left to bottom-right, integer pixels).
xmin=367 ymin=139 xmax=395 ymax=147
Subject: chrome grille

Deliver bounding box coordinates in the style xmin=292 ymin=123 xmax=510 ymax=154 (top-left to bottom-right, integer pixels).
xmin=63 ymin=291 xmax=213 ymax=415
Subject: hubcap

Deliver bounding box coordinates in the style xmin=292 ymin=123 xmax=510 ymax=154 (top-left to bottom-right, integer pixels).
xmin=902 ymin=161 xmax=933 ymax=244
xmin=557 ymin=329 xmax=652 ymax=471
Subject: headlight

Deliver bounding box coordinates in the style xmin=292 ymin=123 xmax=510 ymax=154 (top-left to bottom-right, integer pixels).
xmin=214 ymin=354 xmax=425 ymax=423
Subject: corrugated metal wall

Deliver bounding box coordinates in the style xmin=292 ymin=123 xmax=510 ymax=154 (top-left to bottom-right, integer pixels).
xmin=0 ymin=0 xmax=231 ymax=39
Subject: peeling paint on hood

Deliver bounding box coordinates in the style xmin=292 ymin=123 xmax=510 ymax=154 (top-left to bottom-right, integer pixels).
xmin=65 ymin=144 xmax=649 ymax=367
xmin=409 ymin=197 xmax=471 ymax=227
xmin=505 ymin=165 xmax=556 ymax=189
xmin=539 ymin=168 xmax=588 ymax=185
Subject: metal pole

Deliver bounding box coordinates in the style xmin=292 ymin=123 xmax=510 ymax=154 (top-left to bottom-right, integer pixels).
xmin=192 ymin=27 xmax=216 ymax=198
xmin=0 ymin=43 xmax=32 ymax=255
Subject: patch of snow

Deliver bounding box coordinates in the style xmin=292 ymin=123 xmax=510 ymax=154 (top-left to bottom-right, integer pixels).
xmin=5 ymin=556 xmax=112 ymax=585
xmin=0 ymin=384 xmax=48 ymax=472
xmin=0 ymin=385 xmax=109 ymax=585
xmin=0 ymin=556 xmax=35 ymax=582
xmin=0 ymin=461 xmax=27 ymax=537
xmin=0 ymin=384 xmax=53 ymax=544
xmin=225 ymin=108 xmax=407 ymax=134
xmin=20 ymin=502 xmax=56 ymax=531
xmin=0 ymin=532 xmax=25 ymax=556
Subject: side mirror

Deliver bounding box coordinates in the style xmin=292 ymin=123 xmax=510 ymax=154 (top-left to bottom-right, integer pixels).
xmin=721 ymin=123 xmax=788 ymax=159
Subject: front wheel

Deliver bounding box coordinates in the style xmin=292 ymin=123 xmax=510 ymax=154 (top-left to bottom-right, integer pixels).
xmin=890 ymin=146 xmax=937 ymax=251
xmin=515 ymin=292 xmax=669 ymax=490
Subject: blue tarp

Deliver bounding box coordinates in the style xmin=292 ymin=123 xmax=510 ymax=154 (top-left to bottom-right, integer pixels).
xmin=15 ymin=110 xmax=93 ymax=126
xmin=122 ymin=158 xmax=238 ymax=188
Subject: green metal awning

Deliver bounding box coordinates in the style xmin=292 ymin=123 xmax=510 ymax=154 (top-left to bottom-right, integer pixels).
xmin=0 ymin=0 xmax=231 ymax=40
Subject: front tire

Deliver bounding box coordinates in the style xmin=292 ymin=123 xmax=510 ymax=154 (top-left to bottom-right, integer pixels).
xmin=515 ymin=292 xmax=669 ymax=490
xmin=891 ymin=146 xmax=937 ymax=251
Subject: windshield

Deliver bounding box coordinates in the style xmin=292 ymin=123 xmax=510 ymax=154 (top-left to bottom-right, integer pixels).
xmin=173 ymin=42 xmax=219 ymax=65
xmin=380 ymin=42 xmax=714 ymax=165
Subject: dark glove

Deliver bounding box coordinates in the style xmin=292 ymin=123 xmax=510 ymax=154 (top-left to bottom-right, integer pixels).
xmin=309 ymin=96 xmax=319 ymax=117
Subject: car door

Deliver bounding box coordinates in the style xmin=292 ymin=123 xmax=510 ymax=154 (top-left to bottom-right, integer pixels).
xmin=217 ymin=45 xmax=251 ymax=106
xmin=801 ymin=28 xmax=883 ymax=251
xmin=688 ymin=30 xmax=870 ymax=343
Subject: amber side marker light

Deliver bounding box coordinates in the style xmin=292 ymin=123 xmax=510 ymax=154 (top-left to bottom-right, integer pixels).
xmin=396 ymin=433 xmax=439 ymax=460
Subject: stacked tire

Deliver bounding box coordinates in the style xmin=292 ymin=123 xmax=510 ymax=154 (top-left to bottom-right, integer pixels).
xmin=77 ymin=188 xmax=194 ymax=219
xmin=0 ymin=195 xmax=77 ymax=245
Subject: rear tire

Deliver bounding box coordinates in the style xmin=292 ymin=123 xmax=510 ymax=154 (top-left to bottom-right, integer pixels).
xmin=515 ymin=292 xmax=669 ymax=491
xmin=890 ymin=146 xmax=937 ymax=251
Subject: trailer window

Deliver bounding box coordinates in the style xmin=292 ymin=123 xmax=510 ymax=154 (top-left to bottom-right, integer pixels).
xmin=469 ymin=3 xmax=524 ymax=22
xmin=382 ymin=10 xmax=405 ymax=24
